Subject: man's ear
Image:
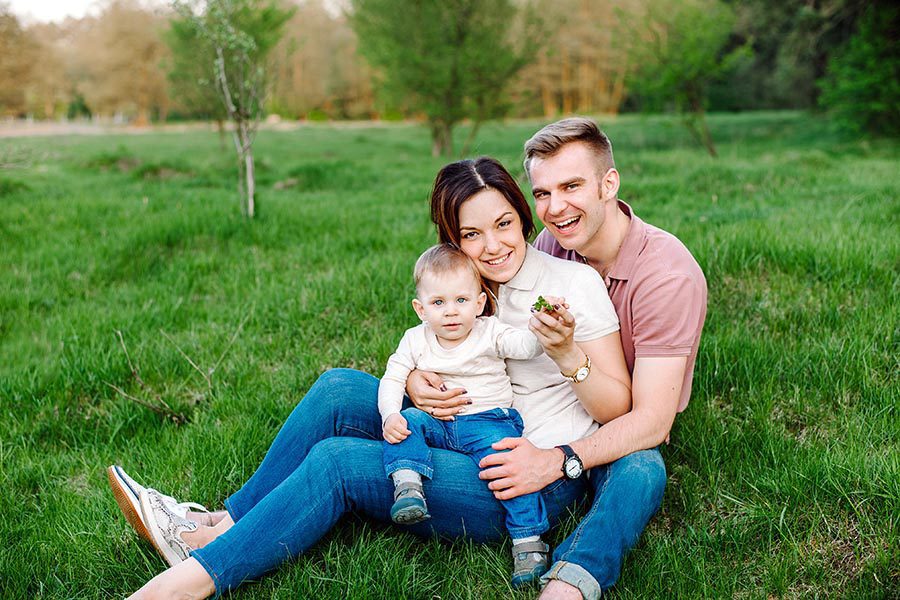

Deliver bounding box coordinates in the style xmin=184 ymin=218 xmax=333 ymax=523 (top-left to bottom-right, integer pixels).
xmin=601 ymin=168 xmax=620 ymax=200
xmin=412 ymin=298 xmax=426 ymax=321
xmin=476 ymin=291 xmax=487 ymax=314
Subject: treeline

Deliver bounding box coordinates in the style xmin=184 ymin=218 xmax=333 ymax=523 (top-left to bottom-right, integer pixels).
xmin=1 ymin=0 xmax=896 ymax=133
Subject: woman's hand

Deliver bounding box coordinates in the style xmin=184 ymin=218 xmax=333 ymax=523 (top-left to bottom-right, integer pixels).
xmin=406 ymin=369 xmax=471 ymax=421
xmin=382 ymin=413 xmax=410 ymax=444
xmin=529 ymin=295 xmax=582 ymax=370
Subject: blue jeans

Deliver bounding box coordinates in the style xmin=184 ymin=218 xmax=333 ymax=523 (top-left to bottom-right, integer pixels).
xmin=383 ymin=406 xmax=549 ymax=539
xmin=190 ymin=369 xmax=665 ymax=599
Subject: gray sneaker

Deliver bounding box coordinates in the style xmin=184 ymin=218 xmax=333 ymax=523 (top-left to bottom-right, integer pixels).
xmin=511 ymin=540 xmax=550 ymax=588
xmin=140 ymin=488 xmax=199 ymax=566
xmin=107 ymin=465 xmax=209 ymax=543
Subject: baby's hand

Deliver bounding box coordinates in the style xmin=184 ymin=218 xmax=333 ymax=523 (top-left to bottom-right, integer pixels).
xmin=383 ymin=413 xmax=411 ymax=444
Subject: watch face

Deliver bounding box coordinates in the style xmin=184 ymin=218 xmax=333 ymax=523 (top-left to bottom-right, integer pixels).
xmin=564 ymin=458 xmax=582 ymax=478
xmin=574 ymin=366 xmax=590 ymax=382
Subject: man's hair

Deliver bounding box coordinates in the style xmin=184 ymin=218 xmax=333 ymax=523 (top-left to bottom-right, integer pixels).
xmin=523 ymin=117 xmax=615 ymax=178
xmin=413 ymin=243 xmax=484 ymax=298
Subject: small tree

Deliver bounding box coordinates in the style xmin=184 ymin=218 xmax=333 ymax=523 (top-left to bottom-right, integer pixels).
xmin=350 ymin=0 xmax=540 ymax=157
xmin=625 ymin=0 xmax=749 ymax=157
xmin=173 ymin=0 xmax=292 ymax=218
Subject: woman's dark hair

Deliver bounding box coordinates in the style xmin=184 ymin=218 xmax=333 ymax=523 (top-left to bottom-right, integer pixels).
xmin=429 ymin=157 xmax=535 ymax=247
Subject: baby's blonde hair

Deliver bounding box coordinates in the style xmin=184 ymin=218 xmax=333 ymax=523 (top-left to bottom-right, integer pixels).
xmin=413 ymin=244 xmax=484 ymax=297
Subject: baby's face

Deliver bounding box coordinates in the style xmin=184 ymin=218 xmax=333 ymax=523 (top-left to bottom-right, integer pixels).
xmin=413 ymin=268 xmax=486 ymax=348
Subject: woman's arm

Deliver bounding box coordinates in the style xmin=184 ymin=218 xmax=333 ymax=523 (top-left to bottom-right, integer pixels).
xmin=529 ymin=299 xmax=632 ymax=424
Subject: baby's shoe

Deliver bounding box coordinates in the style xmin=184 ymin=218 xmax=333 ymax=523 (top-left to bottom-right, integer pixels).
xmin=390 ymin=481 xmax=430 ymax=525
xmin=511 ymin=540 xmax=550 ymax=588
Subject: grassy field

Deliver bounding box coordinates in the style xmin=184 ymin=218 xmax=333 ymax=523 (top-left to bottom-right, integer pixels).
xmin=1 ymin=112 xmax=897 ymax=598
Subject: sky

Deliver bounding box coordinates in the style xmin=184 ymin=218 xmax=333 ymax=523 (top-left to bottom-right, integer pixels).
xmin=7 ymin=0 xmax=163 ymax=23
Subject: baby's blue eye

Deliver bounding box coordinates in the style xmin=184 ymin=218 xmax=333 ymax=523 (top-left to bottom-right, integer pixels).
xmin=434 ymin=299 xmax=443 ymax=306
xmin=457 ymin=297 xmax=467 ymax=303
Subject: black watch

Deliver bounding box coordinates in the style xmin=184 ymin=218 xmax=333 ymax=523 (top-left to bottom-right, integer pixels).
xmin=556 ymin=444 xmax=584 ymax=479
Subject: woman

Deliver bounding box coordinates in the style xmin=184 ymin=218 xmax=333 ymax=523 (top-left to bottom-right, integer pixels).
xmin=118 ymin=157 xmax=631 ymax=599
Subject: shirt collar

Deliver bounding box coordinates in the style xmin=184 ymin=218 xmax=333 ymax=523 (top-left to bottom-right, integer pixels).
xmin=606 ymin=200 xmax=645 ymax=282
xmin=503 ymin=244 xmax=542 ymax=291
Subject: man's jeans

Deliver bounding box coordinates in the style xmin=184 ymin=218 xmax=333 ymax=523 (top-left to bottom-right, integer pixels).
xmin=383 ymin=406 xmax=549 ymax=539
xmin=191 ymin=369 xmax=665 ymax=599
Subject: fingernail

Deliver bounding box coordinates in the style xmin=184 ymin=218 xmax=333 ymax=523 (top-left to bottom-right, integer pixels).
xmin=461 ymin=389 xmax=467 ymax=394
xmin=467 ymin=400 xmax=473 ymax=405
xmin=529 ymin=307 xmax=537 ymax=313
xmin=439 ymin=384 xmax=447 ymax=392
xmin=553 ymin=304 xmax=561 ymax=309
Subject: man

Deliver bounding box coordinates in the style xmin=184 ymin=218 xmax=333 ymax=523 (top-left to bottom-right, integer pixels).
xmin=468 ymin=117 xmax=707 ymax=599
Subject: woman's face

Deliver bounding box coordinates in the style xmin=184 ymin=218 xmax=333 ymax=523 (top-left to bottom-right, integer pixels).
xmin=457 ymin=188 xmax=527 ymax=286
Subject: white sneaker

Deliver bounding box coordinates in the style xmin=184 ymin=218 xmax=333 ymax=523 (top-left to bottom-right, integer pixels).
xmin=140 ymin=488 xmax=199 ymax=566
xmin=106 ymin=465 xmax=209 ymax=543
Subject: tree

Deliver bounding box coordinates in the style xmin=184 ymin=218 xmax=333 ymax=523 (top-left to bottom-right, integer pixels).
xmin=173 ymin=0 xmax=292 ymax=218
xmin=819 ymin=4 xmax=899 ymax=135
xmin=76 ymin=0 xmax=171 ymax=124
xmin=350 ymin=0 xmax=540 ymax=156
xmin=625 ymin=0 xmax=750 ymax=157
xmin=0 ymin=5 xmax=35 ymax=117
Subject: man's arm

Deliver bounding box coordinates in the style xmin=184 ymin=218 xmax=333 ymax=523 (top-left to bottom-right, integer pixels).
xmin=479 ymin=355 xmax=686 ymax=499
xmin=569 ymin=355 xmax=685 ymax=467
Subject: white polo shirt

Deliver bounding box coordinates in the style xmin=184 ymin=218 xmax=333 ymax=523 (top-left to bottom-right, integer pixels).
xmin=498 ymin=245 xmax=619 ymax=448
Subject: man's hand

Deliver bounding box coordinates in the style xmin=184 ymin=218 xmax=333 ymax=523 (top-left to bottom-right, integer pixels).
xmin=478 ymin=437 xmax=562 ymax=499
xmin=382 ymin=413 xmax=410 ymax=444
xmin=406 ymin=369 xmax=471 ymax=421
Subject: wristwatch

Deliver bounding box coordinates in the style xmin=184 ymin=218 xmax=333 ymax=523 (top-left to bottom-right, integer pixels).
xmin=561 ymin=354 xmax=591 ymax=384
xmin=556 ymin=444 xmax=584 ymax=479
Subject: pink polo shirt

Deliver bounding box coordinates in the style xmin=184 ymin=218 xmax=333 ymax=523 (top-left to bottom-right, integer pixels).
xmin=534 ymin=201 xmax=707 ymax=413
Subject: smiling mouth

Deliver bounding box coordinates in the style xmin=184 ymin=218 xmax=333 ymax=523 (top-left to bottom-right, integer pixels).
xmin=484 ymin=252 xmax=511 ymax=266
xmin=553 ymin=216 xmax=581 ymax=231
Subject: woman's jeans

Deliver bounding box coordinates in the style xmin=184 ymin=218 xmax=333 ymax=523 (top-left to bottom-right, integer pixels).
xmin=191 ymin=369 xmax=666 ymax=600
xmin=383 ymin=406 xmax=549 ymax=539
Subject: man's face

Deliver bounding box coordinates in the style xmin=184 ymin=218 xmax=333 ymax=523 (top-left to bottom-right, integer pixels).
xmin=529 ymin=142 xmax=614 ymax=254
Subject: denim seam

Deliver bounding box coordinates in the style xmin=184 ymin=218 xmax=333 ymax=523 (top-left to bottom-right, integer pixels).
xmin=557 ymin=467 xmax=613 ymax=565
xmin=338 ymin=424 xmax=377 ymax=440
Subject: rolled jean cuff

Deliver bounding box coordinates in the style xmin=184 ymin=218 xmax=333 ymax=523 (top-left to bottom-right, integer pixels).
xmin=384 ymin=459 xmax=433 ymax=480
xmin=540 ymin=560 xmax=602 ymax=600
xmin=508 ymin=518 xmax=550 ymax=539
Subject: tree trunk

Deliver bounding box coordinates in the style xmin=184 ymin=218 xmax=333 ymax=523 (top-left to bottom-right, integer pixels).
xmin=431 ymin=121 xmax=453 ymax=157
xmin=243 ymin=126 xmax=256 ymax=218
xmin=561 ymin=44 xmax=573 ymax=115
xmin=688 ymin=93 xmax=717 ymax=157
xmin=539 ymin=53 xmax=557 ymax=118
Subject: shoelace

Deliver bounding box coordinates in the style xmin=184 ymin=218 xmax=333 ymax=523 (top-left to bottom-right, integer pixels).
xmin=151 ymin=488 xmax=209 ymax=517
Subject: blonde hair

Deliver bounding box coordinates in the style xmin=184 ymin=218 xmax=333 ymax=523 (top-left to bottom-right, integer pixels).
xmin=523 ymin=117 xmax=615 ymax=179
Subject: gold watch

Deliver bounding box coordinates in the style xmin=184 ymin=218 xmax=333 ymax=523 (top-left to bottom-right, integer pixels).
xmin=561 ymin=354 xmax=591 ymax=384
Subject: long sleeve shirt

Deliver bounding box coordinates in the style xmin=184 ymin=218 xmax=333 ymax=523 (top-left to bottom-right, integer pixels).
xmin=378 ymin=316 xmax=542 ymax=423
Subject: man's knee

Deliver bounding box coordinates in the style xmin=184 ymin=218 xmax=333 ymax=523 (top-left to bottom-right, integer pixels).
xmin=611 ymin=449 xmax=667 ymax=505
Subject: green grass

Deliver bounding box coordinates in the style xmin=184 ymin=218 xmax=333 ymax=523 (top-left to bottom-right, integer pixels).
xmin=1 ymin=112 xmax=897 ymax=598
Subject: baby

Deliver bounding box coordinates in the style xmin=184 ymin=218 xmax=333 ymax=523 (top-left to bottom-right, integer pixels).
xmin=379 ymin=243 xmax=550 ymax=588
